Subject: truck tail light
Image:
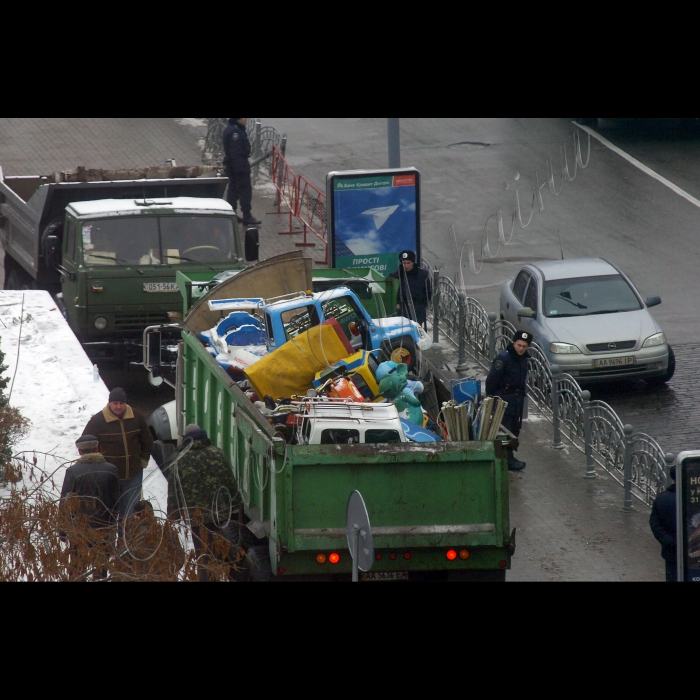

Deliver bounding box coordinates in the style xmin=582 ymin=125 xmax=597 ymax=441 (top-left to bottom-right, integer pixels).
xmin=500 ymin=560 xmax=507 ymax=568
xmin=460 ymin=549 xmax=470 ymax=560
xmin=329 ymin=553 xmax=340 ymax=565
xmin=316 ymin=554 xmax=327 ymax=565
xmin=404 ymin=553 xmax=411 ymax=560
xmin=390 ymin=553 xmax=397 ymax=561
xmin=446 ymin=550 xmax=458 ymax=561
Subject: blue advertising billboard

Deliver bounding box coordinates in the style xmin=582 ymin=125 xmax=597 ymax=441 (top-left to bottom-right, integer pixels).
xmin=327 ymin=168 xmax=421 ymax=273
xmin=678 ymin=453 xmax=700 ymax=582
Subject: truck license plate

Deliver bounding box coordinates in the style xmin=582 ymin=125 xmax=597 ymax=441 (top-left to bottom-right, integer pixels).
xmin=362 ymin=572 xmax=409 ymax=582
xmin=143 ymin=282 xmax=179 ymax=293
xmin=595 ymin=356 xmax=635 ymax=369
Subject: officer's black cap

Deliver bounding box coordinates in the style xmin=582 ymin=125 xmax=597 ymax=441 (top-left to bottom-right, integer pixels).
xmin=399 ymin=250 xmax=416 ymax=263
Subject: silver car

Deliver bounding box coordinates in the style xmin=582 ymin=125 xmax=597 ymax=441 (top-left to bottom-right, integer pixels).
xmin=499 ymin=258 xmax=675 ymax=385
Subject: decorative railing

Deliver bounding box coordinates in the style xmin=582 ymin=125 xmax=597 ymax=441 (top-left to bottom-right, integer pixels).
xmin=426 ymin=270 xmax=675 ymax=509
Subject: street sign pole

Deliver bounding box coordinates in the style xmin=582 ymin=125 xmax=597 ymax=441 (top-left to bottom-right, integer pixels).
xmin=388 ymin=118 xmax=401 ymax=169
xmin=352 ymin=527 xmax=361 ymax=583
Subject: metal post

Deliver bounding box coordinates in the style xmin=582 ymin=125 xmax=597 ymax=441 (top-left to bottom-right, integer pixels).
xmin=623 ymin=424 xmax=634 ymax=511
xmin=432 ymin=268 xmax=440 ymax=344
xmin=457 ymin=293 xmax=468 ymax=371
xmin=550 ymin=365 xmax=564 ymax=449
xmin=276 ymin=136 xmax=287 ymax=209
xmin=352 ymin=526 xmax=360 ymax=583
xmin=488 ymin=313 xmax=497 ymax=362
xmin=388 ymin=118 xmax=401 ymax=169
xmin=582 ymin=390 xmax=597 ymax=479
xmin=252 ymin=121 xmax=262 ymax=185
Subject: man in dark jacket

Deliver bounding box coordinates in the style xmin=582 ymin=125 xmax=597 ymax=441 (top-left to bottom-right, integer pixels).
xmin=389 ymin=250 xmax=432 ymax=328
xmin=223 ymin=117 xmax=262 ymax=227
xmin=485 ymin=330 xmax=533 ymax=472
xmin=83 ymin=387 xmax=154 ymax=521
xmin=650 ymin=466 xmax=678 ymax=582
xmin=59 ymin=434 xmax=120 ymax=580
xmin=168 ymin=424 xmax=242 ymax=581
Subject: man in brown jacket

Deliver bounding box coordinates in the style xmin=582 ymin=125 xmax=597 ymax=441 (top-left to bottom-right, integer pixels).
xmin=84 ymin=387 xmax=154 ymax=521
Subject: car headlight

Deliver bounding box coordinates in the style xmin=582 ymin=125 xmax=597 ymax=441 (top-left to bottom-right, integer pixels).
xmin=642 ymin=332 xmax=666 ymax=348
xmin=94 ymin=317 xmax=108 ymax=331
xmin=550 ymin=342 xmax=581 ymax=354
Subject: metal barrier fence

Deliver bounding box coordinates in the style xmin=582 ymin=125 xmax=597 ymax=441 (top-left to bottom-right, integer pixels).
xmin=202 ymin=118 xmax=283 ymax=182
xmin=427 ymin=270 xmax=674 ymax=509
xmin=269 ymin=146 xmax=329 ymax=265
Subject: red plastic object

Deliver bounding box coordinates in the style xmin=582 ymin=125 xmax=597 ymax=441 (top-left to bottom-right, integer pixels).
xmin=322 ymin=318 xmax=355 ymax=356
xmin=327 ymin=378 xmax=365 ymax=403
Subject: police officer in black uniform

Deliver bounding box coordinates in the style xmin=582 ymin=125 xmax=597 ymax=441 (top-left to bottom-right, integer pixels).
xmin=485 ymin=330 xmax=533 ymax=471
xmin=222 ymin=117 xmax=262 ymax=227
xmin=389 ymin=250 xmax=432 ymax=329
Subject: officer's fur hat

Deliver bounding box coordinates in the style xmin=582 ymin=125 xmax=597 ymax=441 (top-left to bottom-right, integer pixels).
xmin=399 ymin=250 xmax=416 ymax=263
xmin=514 ymin=331 xmax=534 ymax=346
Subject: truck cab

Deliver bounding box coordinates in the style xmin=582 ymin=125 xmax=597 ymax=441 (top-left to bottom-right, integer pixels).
xmin=55 ymin=197 xmax=245 ymax=362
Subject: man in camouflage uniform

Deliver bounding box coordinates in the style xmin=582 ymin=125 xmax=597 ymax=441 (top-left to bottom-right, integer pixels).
xmin=167 ymin=424 xmax=242 ymax=581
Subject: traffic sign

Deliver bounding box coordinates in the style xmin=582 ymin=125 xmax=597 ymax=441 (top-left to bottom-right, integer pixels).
xmin=346 ymin=490 xmax=375 ymax=582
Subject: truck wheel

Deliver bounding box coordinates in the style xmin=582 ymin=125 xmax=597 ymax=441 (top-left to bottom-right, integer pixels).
xmin=7 ymin=268 xmax=36 ymax=291
xmin=243 ymin=545 xmax=273 ymax=582
xmin=380 ymin=337 xmax=418 ymax=372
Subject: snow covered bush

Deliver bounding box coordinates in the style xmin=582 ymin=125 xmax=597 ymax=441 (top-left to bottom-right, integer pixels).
xmin=0 ymin=337 xmax=29 ymax=484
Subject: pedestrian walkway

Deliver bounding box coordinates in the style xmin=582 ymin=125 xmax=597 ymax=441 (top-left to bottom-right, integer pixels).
xmin=424 ymin=342 xmax=664 ymax=582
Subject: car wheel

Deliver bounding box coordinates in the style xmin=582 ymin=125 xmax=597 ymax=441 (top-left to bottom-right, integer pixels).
xmin=646 ymin=346 xmax=676 ymax=387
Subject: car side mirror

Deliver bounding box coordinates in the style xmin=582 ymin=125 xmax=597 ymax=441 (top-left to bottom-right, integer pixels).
xmin=45 ymin=234 xmax=60 ymax=269
xmin=646 ymin=296 xmax=662 ymax=308
xmin=517 ymin=307 xmax=536 ymax=319
xmin=244 ymin=228 xmax=259 ymax=263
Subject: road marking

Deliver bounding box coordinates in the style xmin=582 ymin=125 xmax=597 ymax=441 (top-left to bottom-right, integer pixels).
xmin=574 ymin=122 xmax=700 ymax=210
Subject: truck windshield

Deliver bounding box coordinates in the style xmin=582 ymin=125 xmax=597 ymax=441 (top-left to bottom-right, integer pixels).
xmin=82 ymin=216 xmax=237 ymax=267
xmin=544 ymin=275 xmax=642 ymax=317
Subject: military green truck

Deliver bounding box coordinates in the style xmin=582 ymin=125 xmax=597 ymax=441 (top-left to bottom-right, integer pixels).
xmin=146 ymin=253 xmax=516 ymax=581
xmin=0 ymin=164 xmax=257 ymax=365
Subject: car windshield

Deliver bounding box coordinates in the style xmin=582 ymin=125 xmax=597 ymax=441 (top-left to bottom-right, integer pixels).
xmin=544 ymin=274 xmax=642 ymax=317
xmin=82 ymin=216 xmax=237 ymax=267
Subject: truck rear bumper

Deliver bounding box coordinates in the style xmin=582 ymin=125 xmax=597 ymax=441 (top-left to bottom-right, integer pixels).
xmin=275 ymin=545 xmax=511 ymax=578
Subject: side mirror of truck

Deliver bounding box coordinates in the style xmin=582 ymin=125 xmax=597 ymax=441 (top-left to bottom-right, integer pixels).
xmin=245 ymin=228 xmax=259 ymax=263
xmin=646 ymin=295 xmax=662 ymax=308
xmin=517 ymin=307 xmax=536 ymax=319
xmin=45 ymin=235 xmax=60 ymax=269
xmin=145 ymin=330 xmax=165 ymax=386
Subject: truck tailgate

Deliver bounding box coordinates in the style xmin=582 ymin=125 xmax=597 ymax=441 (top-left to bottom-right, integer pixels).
xmin=284 ymin=442 xmax=508 ymax=552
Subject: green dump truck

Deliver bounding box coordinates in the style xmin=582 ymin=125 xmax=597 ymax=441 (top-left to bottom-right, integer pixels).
xmin=0 ymin=164 xmax=256 ymax=365
xmin=146 ymin=253 xmax=516 ymax=581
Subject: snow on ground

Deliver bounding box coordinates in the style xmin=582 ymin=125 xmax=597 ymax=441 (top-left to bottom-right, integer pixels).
xmin=176 ymin=118 xmax=207 ymax=129
xmin=0 ymin=291 xmax=166 ymax=511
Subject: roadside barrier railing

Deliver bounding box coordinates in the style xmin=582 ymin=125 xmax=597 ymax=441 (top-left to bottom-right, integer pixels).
xmin=427 ymin=269 xmax=674 ymax=509
xmin=296 ymin=175 xmax=329 ymax=265
xmin=269 ymin=146 xmax=329 ymax=265
xmin=270 ymin=145 xmax=302 ymax=236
